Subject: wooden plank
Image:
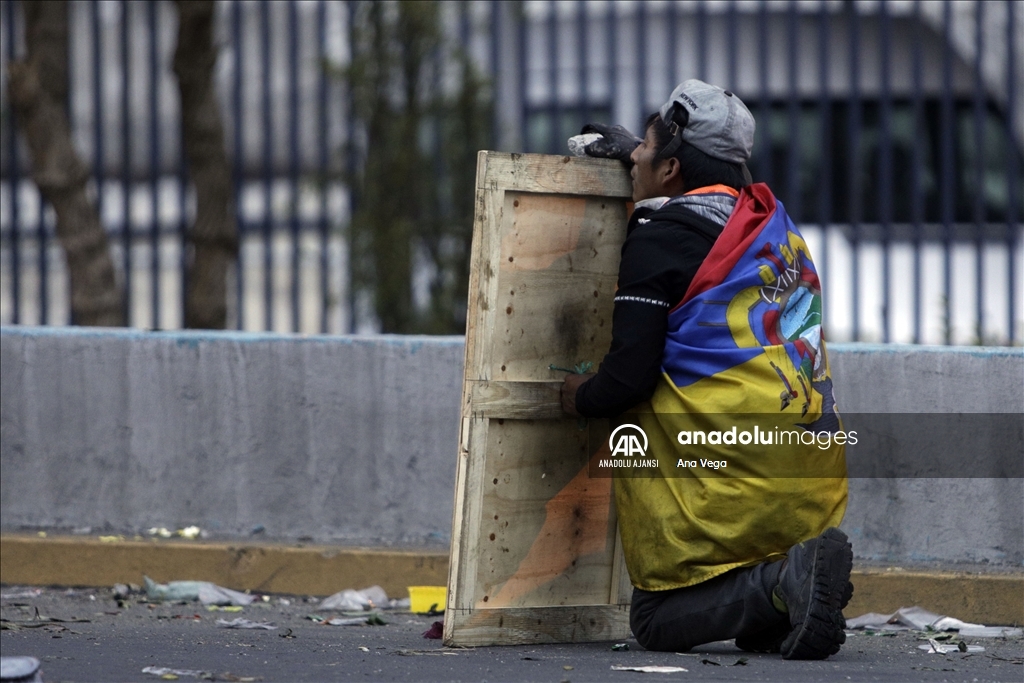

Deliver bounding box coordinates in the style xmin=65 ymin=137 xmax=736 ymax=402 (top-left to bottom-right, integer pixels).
xmin=472 ymin=420 xmax=616 ymax=609
xmin=446 ymin=152 xmax=633 ymax=647
xmin=478 ymin=152 xmax=633 ymax=197
xmin=467 ymin=380 xmax=562 ymax=419
xmin=443 ymin=605 xmax=631 ymax=646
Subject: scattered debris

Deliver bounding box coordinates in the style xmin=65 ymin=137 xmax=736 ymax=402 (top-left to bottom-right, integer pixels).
xmin=610 ymin=665 xmax=689 ymax=674
xmin=324 ymin=612 xmax=387 ymax=627
xmin=919 ymin=638 xmax=985 ymax=654
xmin=563 ymin=665 xmax=574 ymax=670
xmin=144 ymin=577 xmax=254 ymax=606
xmin=176 ymin=526 xmax=202 ymax=540
xmin=358 ymin=646 xmax=369 ymax=652
xmin=0 ymin=606 xmax=91 ymax=631
xmin=733 ymin=657 xmax=748 ymax=666
xmin=422 ymin=621 xmax=444 ymax=639
xmin=394 ymin=649 xmax=458 ymax=656
xmin=142 ymin=666 xmax=209 ymax=679
xmin=0 ymin=589 xmax=42 ymax=600
xmin=278 ymin=628 xmax=295 ymax=639
xmin=317 ymin=586 xmax=388 ymax=612
xmin=140 ymin=667 xmax=256 ymax=681
xmin=611 ymin=643 xmax=629 ymax=651
xmin=843 ymin=606 xmax=1019 ymax=638
xmin=0 ymin=656 xmax=43 ymax=683
xmin=148 ymin=528 xmax=173 ymax=538
xmin=215 ymin=617 xmax=277 ymax=630
xmin=700 ymin=658 xmax=720 ymax=666
xmin=959 ymin=626 xmax=1023 ymax=638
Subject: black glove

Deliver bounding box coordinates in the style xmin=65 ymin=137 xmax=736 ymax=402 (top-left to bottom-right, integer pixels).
xmin=581 ymin=123 xmax=641 ymax=163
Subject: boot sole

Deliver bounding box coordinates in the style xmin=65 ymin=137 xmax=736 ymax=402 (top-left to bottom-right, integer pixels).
xmin=781 ymin=527 xmax=853 ymax=660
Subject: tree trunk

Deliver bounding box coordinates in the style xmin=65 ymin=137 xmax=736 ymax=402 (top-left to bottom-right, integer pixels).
xmin=6 ymin=0 xmax=124 ymax=326
xmin=174 ymin=0 xmax=237 ymax=329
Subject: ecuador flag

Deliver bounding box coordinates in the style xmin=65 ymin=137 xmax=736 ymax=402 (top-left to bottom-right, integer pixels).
xmin=614 ymin=183 xmax=848 ymax=591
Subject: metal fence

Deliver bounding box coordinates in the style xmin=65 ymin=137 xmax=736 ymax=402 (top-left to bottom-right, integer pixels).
xmin=1 ymin=0 xmax=1021 ymax=344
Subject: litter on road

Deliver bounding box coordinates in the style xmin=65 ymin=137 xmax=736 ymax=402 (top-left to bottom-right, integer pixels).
xmin=141 ymin=666 xmax=208 ymax=678
xmin=323 ymin=613 xmax=388 ymax=626
xmin=317 ymin=585 xmax=388 ymax=611
xmin=0 ymin=656 xmax=43 ymax=683
xmin=610 ymin=665 xmax=689 ymax=673
xmin=144 ymin=577 xmax=255 ymax=606
xmin=846 ymin=605 xmax=1021 ymax=636
xmin=919 ymin=638 xmax=985 ymax=654
xmin=215 ymin=618 xmax=277 ymax=630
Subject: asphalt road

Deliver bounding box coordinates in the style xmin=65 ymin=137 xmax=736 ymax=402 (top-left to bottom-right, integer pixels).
xmin=2 ymin=586 xmax=1022 ymax=683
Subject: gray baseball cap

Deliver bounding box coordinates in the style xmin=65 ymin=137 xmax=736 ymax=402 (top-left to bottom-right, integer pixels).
xmin=658 ymin=79 xmax=755 ymax=164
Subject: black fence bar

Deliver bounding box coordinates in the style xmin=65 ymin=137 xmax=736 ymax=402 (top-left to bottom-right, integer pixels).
xmin=0 ymin=0 xmax=1019 ymax=344
xmin=260 ymin=0 xmax=273 ymax=332
xmin=940 ymin=0 xmax=954 ymax=345
xmin=148 ymin=0 xmax=160 ymax=329
xmin=696 ymin=0 xmax=706 ymax=83
xmin=785 ymin=1 xmax=800 ymax=223
xmin=816 ymin=0 xmax=832 ymax=332
xmin=344 ymin=0 xmax=358 ymax=334
xmin=637 ymin=1 xmax=647 ymax=118
xmin=577 ymin=1 xmax=589 ymax=125
xmin=547 ymin=0 xmax=559 ymax=155
xmin=287 ymin=0 xmax=300 ymax=334
xmin=317 ymin=0 xmax=329 ymax=335
xmin=230 ymin=0 xmax=244 ymax=331
xmin=973 ymin=1 xmax=985 ymax=341
xmin=5 ymin=0 xmax=20 ymax=325
xmin=756 ymin=2 xmax=770 ymax=186
xmin=878 ymin=0 xmax=893 ymax=343
xmin=121 ymin=0 xmax=132 ymax=327
xmin=1007 ymin=0 xmax=1020 ymax=345
xmin=848 ymin=2 xmax=862 ymax=341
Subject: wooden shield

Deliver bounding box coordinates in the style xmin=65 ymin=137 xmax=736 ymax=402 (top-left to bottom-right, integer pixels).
xmin=445 ymin=152 xmax=634 ymax=646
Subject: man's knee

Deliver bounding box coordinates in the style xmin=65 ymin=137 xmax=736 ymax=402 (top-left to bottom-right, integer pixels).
xmin=630 ymin=591 xmax=694 ymax=652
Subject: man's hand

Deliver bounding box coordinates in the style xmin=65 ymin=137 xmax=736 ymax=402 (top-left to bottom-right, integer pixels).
xmin=581 ymin=123 xmax=641 ymax=163
xmin=560 ymin=372 xmax=595 ymax=417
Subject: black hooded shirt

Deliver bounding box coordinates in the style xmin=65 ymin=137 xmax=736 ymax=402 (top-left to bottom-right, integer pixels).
xmin=574 ymin=189 xmax=738 ymax=418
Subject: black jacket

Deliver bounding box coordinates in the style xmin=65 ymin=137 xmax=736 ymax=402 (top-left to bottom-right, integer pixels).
xmin=574 ymin=204 xmax=724 ymax=418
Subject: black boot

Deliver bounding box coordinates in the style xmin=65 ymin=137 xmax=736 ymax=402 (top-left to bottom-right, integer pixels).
xmin=774 ymin=527 xmax=853 ymax=660
xmin=736 ymin=577 xmax=853 ymax=654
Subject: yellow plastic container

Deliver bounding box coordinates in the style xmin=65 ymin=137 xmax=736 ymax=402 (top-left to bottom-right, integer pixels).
xmin=408 ymin=585 xmax=447 ymax=614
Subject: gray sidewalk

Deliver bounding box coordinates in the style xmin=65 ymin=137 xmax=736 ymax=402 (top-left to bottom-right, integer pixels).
xmin=2 ymin=586 xmax=1022 ymax=683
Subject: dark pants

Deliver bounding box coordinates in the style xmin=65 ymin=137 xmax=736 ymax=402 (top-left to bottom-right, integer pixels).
xmin=630 ymin=561 xmax=789 ymax=652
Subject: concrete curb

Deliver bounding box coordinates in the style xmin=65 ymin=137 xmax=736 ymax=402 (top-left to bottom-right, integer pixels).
xmin=0 ymin=535 xmax=448 ymax=600
xmin=2 ymin=535 xmax=1021 ymax=626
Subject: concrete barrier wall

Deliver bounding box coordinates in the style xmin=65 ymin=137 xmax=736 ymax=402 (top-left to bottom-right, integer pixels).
xmin=2 ymin=327 xmax=1021 ymax=565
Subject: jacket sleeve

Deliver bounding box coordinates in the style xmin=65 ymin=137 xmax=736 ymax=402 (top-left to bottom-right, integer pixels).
xmin=574 ymin=212 xmax=716 ymax=418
